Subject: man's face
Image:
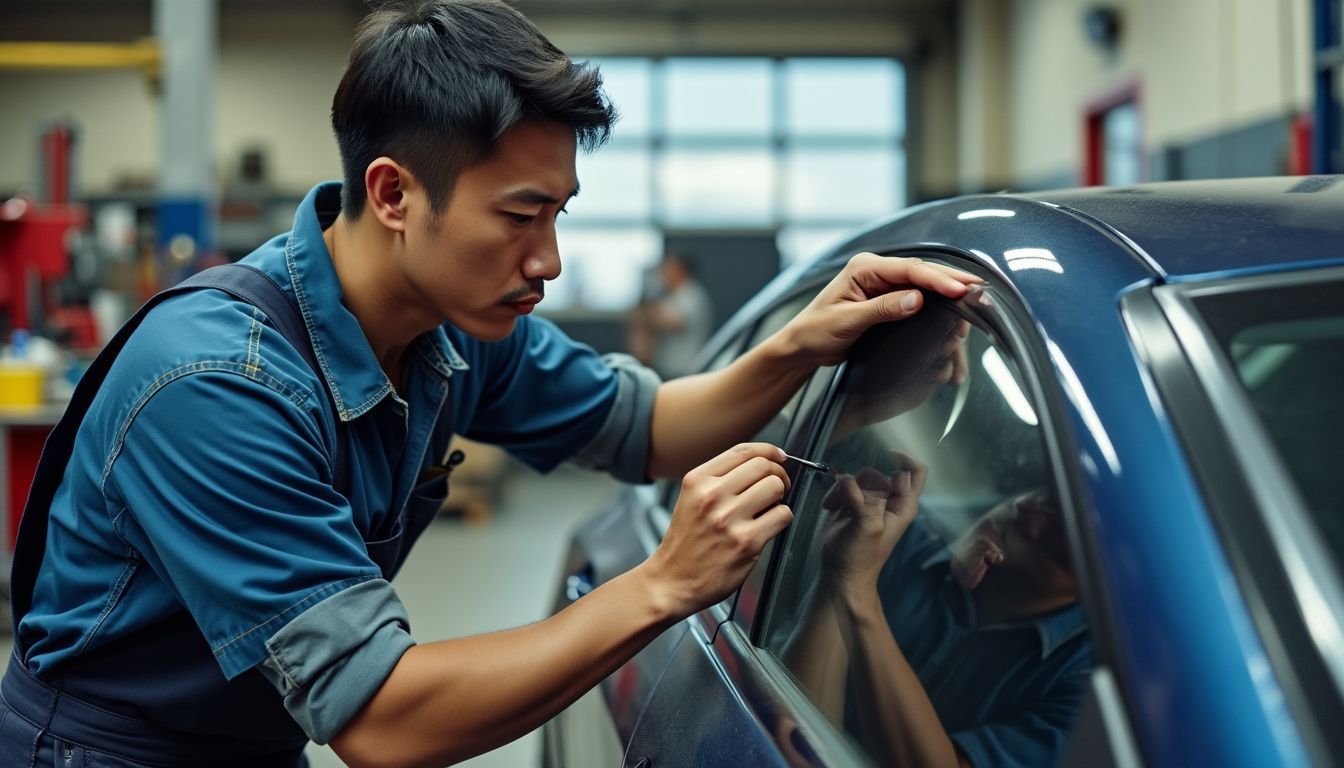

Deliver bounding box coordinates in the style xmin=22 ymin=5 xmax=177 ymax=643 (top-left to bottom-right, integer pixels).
xmin=399 ymin=119 xmax=578 ymax=341
xmin=949 ymin=488 xmax=1074 ymax=595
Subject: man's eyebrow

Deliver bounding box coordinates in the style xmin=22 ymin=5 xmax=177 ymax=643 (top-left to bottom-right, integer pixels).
xmin=501 ymin=184 xmax=580 ymax=205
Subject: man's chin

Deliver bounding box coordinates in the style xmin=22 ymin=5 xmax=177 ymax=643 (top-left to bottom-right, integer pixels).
xmin=454 ymin=317 xmax=519 ymax=342
xmin=950 ymin=537 xmax=1002 ymax=591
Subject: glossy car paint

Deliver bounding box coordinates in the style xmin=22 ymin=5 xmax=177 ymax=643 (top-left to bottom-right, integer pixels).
xmin=546 ymin=177 xmax=1344 ymax=768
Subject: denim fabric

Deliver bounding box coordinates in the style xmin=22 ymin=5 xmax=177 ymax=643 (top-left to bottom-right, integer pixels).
xmin=869 ymin=518 xmax=1093 ymax=768
xmin=14 ymin=182 xmax=653 ymax=735
xmin=258 ymin=579 xmax=415 ymax=743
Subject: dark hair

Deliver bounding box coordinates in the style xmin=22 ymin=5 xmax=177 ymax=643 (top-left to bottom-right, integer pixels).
xmin=331 ymin=0 xmax=616 ymax=218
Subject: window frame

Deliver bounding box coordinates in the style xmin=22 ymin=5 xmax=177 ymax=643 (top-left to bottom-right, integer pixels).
xmin=1126 ymin=266 xmax=1344 ymax=764
xmin=695 ymin=247 xmax=1140 ymax=766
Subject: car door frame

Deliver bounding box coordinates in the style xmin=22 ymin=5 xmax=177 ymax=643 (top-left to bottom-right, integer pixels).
xmin=723 ymin=245 xmax=1143 ymax=767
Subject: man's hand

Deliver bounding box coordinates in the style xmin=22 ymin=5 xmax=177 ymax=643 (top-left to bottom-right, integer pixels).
xmin=645 ymin=443 xmax=794 ymax=616
xmin=819 ymin=453 xmax=928 ymax=596
xmin=783 ymin=254 xmax=981 ymax=367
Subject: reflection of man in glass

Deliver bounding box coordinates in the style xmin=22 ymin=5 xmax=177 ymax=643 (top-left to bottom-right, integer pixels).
xmin=784 ymin=303 xmax=1090 ymax=768
xmin=797 ymin=473 xmax=1088 ymax=768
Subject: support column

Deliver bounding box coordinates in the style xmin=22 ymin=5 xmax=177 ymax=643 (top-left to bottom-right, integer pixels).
xmin=154 ymin=0 xmax=217 ymax=286
xmin=956 ymin=0 xmax=1012 ymax=192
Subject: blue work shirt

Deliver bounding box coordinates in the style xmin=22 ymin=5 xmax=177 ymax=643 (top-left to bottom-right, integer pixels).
xmin=868 ymin=517 xmax=1093 ymax=768
xmin=16 ymin=181 xmax=659 ymax=744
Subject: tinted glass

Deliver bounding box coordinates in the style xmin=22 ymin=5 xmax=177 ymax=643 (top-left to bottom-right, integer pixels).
xmin=761 ymin=296 xmax=1093 ymax=768
xmin=1195 ymin=277 xmax=1344 ymax=553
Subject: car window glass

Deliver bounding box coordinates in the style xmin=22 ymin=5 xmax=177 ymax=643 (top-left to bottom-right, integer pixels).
xmin=759 ymin=297 xmax=1095 ymax=768
xmin=1194 ymin=279 xmax=1344 ymax=557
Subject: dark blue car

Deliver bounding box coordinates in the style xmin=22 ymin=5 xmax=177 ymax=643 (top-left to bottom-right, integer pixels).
xmin=543 ymin=176 xmax=1344 ymax=768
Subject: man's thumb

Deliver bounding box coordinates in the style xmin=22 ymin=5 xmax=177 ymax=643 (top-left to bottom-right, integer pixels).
xmin=876 ymin=289 xmax=923 ymax=321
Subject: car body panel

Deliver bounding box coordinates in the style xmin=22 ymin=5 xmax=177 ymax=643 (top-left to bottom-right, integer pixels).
xmin=546 ymin=177 xmax=1343 ymax=767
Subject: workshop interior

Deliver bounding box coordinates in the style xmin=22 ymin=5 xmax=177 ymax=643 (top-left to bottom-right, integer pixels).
xmin=1 ymin=1 xmax=1342 ymax=767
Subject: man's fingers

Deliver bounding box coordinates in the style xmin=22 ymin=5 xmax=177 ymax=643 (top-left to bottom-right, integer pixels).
xmin=890 ymin=451 xmax=930 ymax=495
xmin=746 ymin=504 xmax=794 ymax=546
xmin=850 ymin=253 xmax=982 ymax=299
xmin=720 ymin=454 xmax=790 ymax=495
xmin=733 ymin=469 xmax=789 ymax=514
xmin=821 ymin=474 xmax=865 ymax=513
xmin=696 ymin=442 xmax=786 ymax=478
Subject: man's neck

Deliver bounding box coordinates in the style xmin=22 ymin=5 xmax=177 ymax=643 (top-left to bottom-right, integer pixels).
xmin=322 ymin=212 xmax=419 ymax=382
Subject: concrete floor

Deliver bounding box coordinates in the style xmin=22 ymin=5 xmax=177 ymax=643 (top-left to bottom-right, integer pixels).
xmin=0 ymin=463 xmax=620 ymax=768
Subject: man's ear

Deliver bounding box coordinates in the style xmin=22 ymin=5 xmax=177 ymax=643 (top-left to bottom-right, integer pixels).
xmin=365 ymin=158 xmax=410 ymax=234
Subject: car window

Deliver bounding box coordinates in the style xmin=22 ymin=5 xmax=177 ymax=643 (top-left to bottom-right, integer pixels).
xmin=662 ymin=290 xmax=830 ymax=513
xmin=1192 ymin=278 xmax=1344 ymax=561
xmin=758 ymin=295 xmax=1095 ymax=768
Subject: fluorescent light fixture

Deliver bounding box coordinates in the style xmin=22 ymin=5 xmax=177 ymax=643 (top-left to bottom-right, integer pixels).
xmin=957 ymin=209 xmax=1017 ymax=220
xmin=982 ymin=347 xmax=1038 ymax=426
xmin=1004 ymin=247 xmax=1064 ymax=274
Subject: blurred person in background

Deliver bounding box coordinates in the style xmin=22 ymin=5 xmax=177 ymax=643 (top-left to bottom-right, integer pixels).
xmin=627 ymin=249 xmax=714 ymax=378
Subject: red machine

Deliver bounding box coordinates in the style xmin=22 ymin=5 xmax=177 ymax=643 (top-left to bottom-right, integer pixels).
xmin=0 ymin=123 xmax=98 ymax=350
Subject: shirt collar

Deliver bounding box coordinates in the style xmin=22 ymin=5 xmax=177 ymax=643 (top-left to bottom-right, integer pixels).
xmin=283 ymin=182 xmax=468 ymax=421
xmin=921 ymin=547 xmax=1087 ymax=659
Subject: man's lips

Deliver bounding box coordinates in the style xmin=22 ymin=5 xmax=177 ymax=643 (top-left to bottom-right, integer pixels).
xmin=504 ymin=295 xmax=542 ymax=314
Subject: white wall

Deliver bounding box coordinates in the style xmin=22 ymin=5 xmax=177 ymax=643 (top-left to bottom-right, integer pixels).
xmin=957 ymin=0 xmax=1314 ymax=189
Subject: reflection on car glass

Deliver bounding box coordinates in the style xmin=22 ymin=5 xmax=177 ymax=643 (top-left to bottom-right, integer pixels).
xmin=770 ymin=308 xmax=1092 ymax=768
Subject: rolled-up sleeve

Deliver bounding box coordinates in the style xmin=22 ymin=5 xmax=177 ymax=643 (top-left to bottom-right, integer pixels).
xmin=454 ymin=318 xmax=661 ymax=483
xmin=257 ymin=579 xmax=415 ymax=744
xmin=568 ymin=353 xmax=661 ymax=483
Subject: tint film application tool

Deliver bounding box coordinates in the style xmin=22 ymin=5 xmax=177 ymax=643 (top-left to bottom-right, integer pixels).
xmin=784 ymin=453 xmax=833 ymax=474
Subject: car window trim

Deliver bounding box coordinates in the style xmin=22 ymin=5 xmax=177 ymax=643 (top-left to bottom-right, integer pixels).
xmin=1129 ymin=269 xmax=1344 ymax=765
xmin=738 ymin=245 xmax=1145 ymax=763
xmin=711 ymin=272 xmax=847 ymax=635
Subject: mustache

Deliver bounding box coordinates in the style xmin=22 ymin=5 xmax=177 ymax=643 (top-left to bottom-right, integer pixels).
xmin=500 ymin=281 xmax=545 ymax=303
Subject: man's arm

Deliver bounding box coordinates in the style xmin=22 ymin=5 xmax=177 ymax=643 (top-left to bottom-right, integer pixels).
xmin=330 ymin=443 xmax=793 ymax=768
xmin=646 ymin=255 xmax=980 ymax=477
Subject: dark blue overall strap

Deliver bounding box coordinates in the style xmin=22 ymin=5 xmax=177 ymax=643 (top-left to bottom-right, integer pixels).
xmin=9 ymin=263 xmax=345 ymax=633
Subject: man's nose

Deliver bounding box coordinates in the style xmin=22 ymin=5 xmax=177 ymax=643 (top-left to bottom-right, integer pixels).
xmin=524 ymin=228 xmax=562 ymax=281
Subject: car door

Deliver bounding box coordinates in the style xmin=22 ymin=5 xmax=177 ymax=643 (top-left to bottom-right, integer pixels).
xmin=625 ymin=251 xmax=1141 ymax=767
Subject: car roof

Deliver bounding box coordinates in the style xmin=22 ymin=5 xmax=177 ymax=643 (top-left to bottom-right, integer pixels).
xmin=1019 ymin=175 xmax=1344 ymax=281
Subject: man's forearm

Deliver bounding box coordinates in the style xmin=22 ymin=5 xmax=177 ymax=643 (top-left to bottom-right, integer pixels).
xmin=647 ymin=334 xmax=816 ymax=477
xmin=331 ymin=562 xmax=680 ymax=768
xmin=839 ymin=590 xmax=965 ymax=768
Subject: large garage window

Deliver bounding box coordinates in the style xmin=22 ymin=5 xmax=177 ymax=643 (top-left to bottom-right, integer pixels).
xmin=546 ymin=56 xmax=907 ymax=313
xmin=759 ymin=293 xmax=1094 ymax=768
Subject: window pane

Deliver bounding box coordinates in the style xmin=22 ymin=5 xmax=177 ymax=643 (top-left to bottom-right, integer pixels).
xmin=658 ymin=148 xmax=776 ymax=226
xmin=762 ymin=299 xmax=1093 ymax=767
xmin=1102 ymin=102 xmax=1142 ymax=186
xmin=574 ymin=147 xmax=652 ymax=220
xmin=1196 ymin=277 xmax=1344 ymax=544
xmin=785 ymin=148 xmax=903 ymax=220
xmin=588 ymin=57 xmax=653 ymax=139
xmin=548 ymin=225 xmax=661 ymax=311
xmin=663 ymin=58 xmax=773 ymax=137
xmin=784 ymin=58 xmax=904 ymax=137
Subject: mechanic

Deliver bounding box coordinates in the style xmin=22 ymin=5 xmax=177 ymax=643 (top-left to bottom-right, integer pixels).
xmin=1 ymin=1 xmax=979 ymax=766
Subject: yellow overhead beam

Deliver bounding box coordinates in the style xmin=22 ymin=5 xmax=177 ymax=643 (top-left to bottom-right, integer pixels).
xmin=0 ymin=40 xmax=160 ymax=79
